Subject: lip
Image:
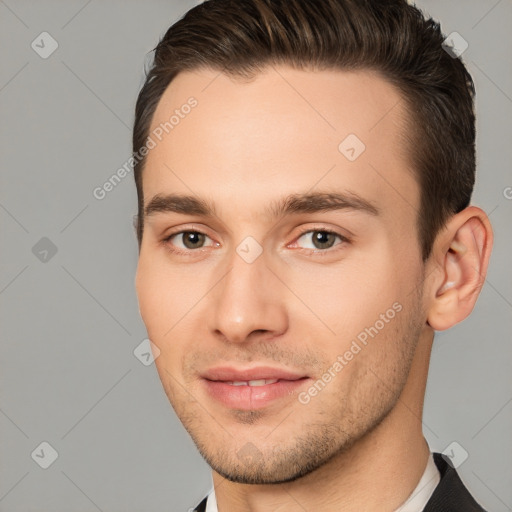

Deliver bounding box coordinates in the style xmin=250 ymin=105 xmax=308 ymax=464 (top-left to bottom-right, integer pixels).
xmin=201 ymin=365 xmax=307 ymax=382
xmin=201 ymin=365 xmax=311 ymax=410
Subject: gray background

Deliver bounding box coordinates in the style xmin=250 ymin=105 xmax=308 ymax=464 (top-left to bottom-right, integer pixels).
xmin=1 ymin=0 xmax=511 ymax=510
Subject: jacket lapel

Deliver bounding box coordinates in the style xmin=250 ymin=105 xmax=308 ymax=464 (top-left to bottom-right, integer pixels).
xmin=422 ymin=452 xmax=486 ymax=511
xmin=192 ymin=495 xmax=208 ymax=512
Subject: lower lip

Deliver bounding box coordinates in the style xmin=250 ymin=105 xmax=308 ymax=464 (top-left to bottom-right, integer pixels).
xmin=202 ymin=378 xmax=310 ymax=410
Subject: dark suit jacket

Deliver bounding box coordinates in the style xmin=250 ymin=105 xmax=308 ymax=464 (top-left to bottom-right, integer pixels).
xmin=192 ymin=452 xmax=487 ymax=511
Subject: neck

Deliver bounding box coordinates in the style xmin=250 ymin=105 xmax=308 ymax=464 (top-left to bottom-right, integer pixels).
xmin=213 ymin=334 xmax=433 ymax=512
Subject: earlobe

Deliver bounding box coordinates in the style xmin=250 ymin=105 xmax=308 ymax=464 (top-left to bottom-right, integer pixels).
xmin=427 ymin=207 xmax=493 ymax=331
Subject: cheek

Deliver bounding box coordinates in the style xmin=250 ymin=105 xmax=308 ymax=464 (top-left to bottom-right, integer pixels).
xmin=135 ymin=260 xmax=163 ymax=333
xmin=135 ymin=252 xmax=185 ymax=342
xmin=135 ymin=251 xmax=212 ymax=373
xmin=136 ymin=266 xmax=183 ymax=381
xmin=289 ymin=255 xmax=401 ymax=342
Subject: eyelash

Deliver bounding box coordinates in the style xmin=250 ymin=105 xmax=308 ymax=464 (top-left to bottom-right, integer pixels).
xmin=162 ymin=226 xmax=350 ymax=258
xmin=290 ymin=227 xmax=349 ymax=256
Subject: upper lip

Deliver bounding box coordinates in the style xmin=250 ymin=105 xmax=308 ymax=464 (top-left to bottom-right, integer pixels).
xmin=201 ymin=366 xmax=308 ymax=382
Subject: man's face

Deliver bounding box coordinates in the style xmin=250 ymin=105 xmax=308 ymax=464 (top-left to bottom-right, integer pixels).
xmin=136 ymin=66 xmax=428 ymax=484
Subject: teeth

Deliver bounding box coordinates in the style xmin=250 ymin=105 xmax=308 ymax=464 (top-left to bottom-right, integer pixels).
xmin=226 ymin=379 xmax=279 ymax=386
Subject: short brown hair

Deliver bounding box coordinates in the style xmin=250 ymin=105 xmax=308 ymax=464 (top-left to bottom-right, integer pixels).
xmin=133 ymin=0 xmax=476 ymax=261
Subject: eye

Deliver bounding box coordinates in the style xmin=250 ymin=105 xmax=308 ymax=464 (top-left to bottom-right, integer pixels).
xmin=162 ymin=227 xmax=349 ymax=256
xmin=294 ymin=229 xmax=347 ymax=251
xmin=164 ymin=230 xmax=216 ymax=253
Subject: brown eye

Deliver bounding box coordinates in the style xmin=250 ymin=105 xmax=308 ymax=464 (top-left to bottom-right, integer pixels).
xmin=311 ymin=231 xmax=337 ymax=249
xmin=181 ymin=231 xmax=206 ymax=249
xmin=296 ymin=230 xmax=345 ymax=251
xmin=165 ymin=230 xmax=214 ymax=252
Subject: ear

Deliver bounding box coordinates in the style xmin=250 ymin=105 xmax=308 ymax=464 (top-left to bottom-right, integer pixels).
xmin=426 ymin=206 xmax=493 ymax=331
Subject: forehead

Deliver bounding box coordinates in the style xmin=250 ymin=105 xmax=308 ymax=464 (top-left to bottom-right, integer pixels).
xmin=143 ymin=66 xmax=419 ymax=224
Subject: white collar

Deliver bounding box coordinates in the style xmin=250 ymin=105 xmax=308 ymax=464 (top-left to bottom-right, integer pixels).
xmin=393 ymin=451 xmax=440 ymax=511
xmin=205 ymin=452 xmax=440 ymax=512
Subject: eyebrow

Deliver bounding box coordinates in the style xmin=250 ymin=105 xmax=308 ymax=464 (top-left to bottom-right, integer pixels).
xmin=144 ymin=190 xmax=380 ymax=220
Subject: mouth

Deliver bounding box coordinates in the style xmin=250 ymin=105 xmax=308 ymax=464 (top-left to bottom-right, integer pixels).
xmin=200 ymin=366 xmax=311 ymax=410
xmin=223 ymin=379 xmax=280 ymax=386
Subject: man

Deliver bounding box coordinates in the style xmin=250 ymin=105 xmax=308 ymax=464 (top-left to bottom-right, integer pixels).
xmin=132 ymin=0 xmax=493 ymax=510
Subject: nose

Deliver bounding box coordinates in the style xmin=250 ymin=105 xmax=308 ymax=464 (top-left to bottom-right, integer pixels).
xmin=207 ymin=245 xmax=289 ymax=345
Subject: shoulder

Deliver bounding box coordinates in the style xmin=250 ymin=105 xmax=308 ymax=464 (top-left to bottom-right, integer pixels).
xmin=422 ymin=452 xmax=487 ymax=512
